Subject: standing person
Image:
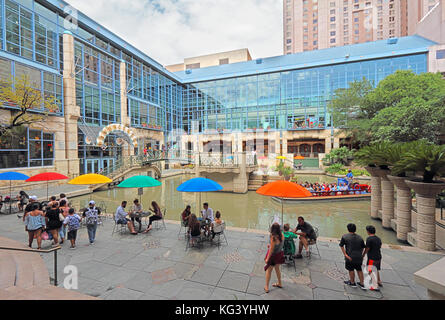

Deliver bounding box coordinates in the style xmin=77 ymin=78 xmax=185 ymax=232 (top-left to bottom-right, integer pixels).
xmin=115 ymin=201 xmax=138 ymax=235
xmin=363 ymin=225 xmax=383 ymax=290
xmin=130 ymin=199 xmax=144 ymax=233
xmin=346 ymin=169 xmax=354 ymax=185
xmin=143 ymin=201 xmax=163 ymax=233
xmin=264 ymin=223 xmax=285 ymax=293
xmin=45 ymin=203 xmax=62 ymax=246
xmin=58 ymin=200 xmax=70 ymax=244
xmin=23 ymin=195 xmax=39 ymax=222
xmin=201 ymin=203 xmax=214 ymax=237
xmin=25 ymin=203 xmax=46 ymax=250
xmin=294 ymin=216 xmax=317 ymax=259
xmin=339 ymin=223 xmax=366 ymax=290
xmin=59 ymin=193 xmax=68 ymax=204
xmin=83 ymin=201 xmax=100 ymax=245
xmin=63 ymin=208 xmax=82 ymax=249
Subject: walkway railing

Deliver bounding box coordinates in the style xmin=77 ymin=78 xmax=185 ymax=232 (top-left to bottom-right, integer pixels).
xmin=0 ymin=245 xmax=61 ymax=286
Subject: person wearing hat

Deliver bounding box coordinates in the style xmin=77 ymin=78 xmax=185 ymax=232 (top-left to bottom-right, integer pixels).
xmin=82 ymin=201 xmax=101 ymax=245
xmin=22 ymin=196 xmax=40 ymax=222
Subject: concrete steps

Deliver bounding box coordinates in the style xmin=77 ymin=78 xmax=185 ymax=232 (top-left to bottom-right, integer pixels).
xmin=0 ymin=236 xmax=98 ymax=300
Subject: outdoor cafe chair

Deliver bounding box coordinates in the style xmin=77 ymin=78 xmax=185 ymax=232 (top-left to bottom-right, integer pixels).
xmin=283 ymin=238 xmax=297 ymax=272
xmin=185 ymin=232 xmax=203 ymax=251
xmin=178 ymin=214 xmax=188 ymax=239
xmin=211 ymin=221 xmax=228 ymax=249
xmin=153 ymin=208 xmax=167 ymax=231
xmin=305 ymin=226 xmax=321 ymax=259
xmin=111 ymin=214 xmax=127 ymax=235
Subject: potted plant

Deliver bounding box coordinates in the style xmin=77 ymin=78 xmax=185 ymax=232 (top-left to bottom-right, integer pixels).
xmin=393 ymin=141 xmax=445 ymax=251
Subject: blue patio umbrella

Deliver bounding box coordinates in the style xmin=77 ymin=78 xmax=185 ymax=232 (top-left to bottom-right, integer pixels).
xmin=177 ymin=177 xmax=223 ymax=215
xmin=0 ymin=172 xmax=30 ymax=214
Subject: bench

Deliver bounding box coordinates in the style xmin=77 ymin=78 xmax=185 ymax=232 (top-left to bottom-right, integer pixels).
xmin=414 ymin=257 xmax=445 ymax=300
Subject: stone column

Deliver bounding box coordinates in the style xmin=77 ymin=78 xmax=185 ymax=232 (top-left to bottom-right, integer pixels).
xmin=388 ymin=176 xmax=412 ymax=242
xmin=405 ymin=180 xmax=445 ymax=251
xmin=365 ymin=167 xmax=382 ymax=219
xmin=119 ymin=60 xmax=130 ymax=127
xmin=62 ymin=31 xmax=80 ymax=176
xmin=378 ymin=169 xmax=395 ymax=229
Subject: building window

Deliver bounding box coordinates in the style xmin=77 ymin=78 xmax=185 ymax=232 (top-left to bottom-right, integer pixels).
xmin=0 ymin=128 xmax=54 ymax=169
xmin=436 ymin=50 xmax=445 ymax=60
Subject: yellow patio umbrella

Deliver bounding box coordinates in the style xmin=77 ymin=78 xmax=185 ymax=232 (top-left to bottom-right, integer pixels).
xmin=68 ymin=174 xmax=113 ymax=185
xmin=276 ymin=156 xmax=287 ymax=160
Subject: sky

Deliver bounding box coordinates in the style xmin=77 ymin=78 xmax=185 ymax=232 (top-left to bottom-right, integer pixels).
xmin=67 ymin=0 xmax=283 ymax=66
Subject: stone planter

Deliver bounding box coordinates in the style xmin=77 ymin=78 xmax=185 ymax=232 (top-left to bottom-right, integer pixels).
xmin=405 ymin=180 xmax=445 ymax=252
xmin=388 ymin=175 xmax=412 ymax=242
xmin=374 ymin=168 xmax=394 ymax=229
xmin=365 ymin=166 xmax=383 ymax=220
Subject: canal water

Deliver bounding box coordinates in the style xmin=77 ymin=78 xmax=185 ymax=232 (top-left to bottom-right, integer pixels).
xmin=70 ymin=175 xmax=399 ymax=244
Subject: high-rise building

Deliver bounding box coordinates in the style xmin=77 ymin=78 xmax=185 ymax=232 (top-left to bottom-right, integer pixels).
xmin=283 ymin=0 xmax=440 ymax=54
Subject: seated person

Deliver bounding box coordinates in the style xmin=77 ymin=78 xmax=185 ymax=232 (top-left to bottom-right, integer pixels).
xmin=210 ymin=211 xmax=224 ymax=240
xmin=181 ymin=205 xmax=192 ymax=227
xmin=187 ymin=214 xmax=202 ymax=246
xmin=200 ymin=203 xmax=214 ymax=236
xmin=130 ymin=199 xmax=144 ymax=233
xmin=143 ymin=201 xmax=163 ymax=233
xmin=294 ymin=216 xmax=317 ymax=258
xmin=17 ymin=191 xmax=29 ymax=211
xmin=283 ymin=224 xmax=299 ymax=256
xmin=115 ymin=201 xmax=137 ymax=235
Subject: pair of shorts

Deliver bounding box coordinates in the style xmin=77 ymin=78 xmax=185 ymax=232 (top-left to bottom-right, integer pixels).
xmin=367 ymin=259 xmax=381 ymax=271
xmin=345 ymin=260 xmax=363 ymax=272
xmin=67 ymin=230 xmax=77 ymax=240
xmin=117 ymin=218 xmax=130 ymax=225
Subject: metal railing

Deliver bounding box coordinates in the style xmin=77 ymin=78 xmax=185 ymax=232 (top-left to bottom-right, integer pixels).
xmin=0 ymin=245 xmax=61 ymax=286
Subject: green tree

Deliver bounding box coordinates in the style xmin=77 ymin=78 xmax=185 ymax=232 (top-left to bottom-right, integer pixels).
xmin=0 ymin=75 xmax=59 ymax=138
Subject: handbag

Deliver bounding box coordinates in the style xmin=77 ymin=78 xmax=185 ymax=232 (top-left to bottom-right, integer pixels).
xmin=41 ymin=231 xmax=49 ymax=241
xmin=59 ymin=213 xmax=65 ymax=222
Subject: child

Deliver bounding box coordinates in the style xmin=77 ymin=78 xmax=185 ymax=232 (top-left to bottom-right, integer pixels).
xmin=63 ymin=208 xmax=82 ymax=249
xmin=283 ymin=224 xmax=298 ymax=256
xmin=211 ymin=211 xmax=223 ymax=239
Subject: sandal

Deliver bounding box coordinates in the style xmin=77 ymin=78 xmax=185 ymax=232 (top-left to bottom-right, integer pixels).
xmin=272 ymin=283 xmax=283 ymax=289
xmin=264 ymin=287 xmax=269 ymax=293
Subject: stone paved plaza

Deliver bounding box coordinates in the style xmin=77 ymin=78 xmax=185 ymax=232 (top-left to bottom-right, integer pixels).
xmin=0 ymin=213 xmax=443 ymax=300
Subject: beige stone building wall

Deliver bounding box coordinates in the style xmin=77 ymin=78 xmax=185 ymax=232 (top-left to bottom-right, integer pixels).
xmin=283 ymin=0 xmax=440 ymax=54
xmin=165 ymin=49 xmax=252 ymax=72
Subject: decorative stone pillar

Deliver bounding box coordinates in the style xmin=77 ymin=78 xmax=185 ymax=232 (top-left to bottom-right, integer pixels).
xmin=119 ymin=60 xmax=130 ymax=127
xmin=62 ymin=30 xmax=80 ymax=176
xmin=365 ymin=167 xmax=382 ymax=219
xmin=405 ymin=180 xmax=445 ymax=252
xmin=388 ymin=176 xmax=412 ymax=242
xmin=378 ymin=169 xmax=395 ymax=229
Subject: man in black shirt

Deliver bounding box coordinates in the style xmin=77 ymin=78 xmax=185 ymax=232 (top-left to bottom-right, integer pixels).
xmin=363 ymin=225 xmax=383 ymax=289
xmin=339 ymin=223 xmax=366 ymax=290
xmin=294 ymin=216 xmax=317 ymax=259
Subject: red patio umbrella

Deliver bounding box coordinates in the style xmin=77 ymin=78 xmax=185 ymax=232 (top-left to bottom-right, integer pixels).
xmin=257 ymin=180 xmax=312 ymax=224
xmin=26 ymin=172 xmax=69 ymax=201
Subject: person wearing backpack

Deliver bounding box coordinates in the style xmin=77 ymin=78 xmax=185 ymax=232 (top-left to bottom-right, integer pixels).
xmin=63 ymin=208 xmax=82 ymax=249
xmin=83 ymin=201 xmax=100 ymax=245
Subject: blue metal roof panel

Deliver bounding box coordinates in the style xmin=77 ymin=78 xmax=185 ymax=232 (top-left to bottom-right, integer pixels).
xmin=175 ymin=35 xmax=436 ymax=83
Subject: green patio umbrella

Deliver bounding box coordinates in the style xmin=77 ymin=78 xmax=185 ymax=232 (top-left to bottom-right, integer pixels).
xmin=117 ymin=175 xmax=162 ymax=202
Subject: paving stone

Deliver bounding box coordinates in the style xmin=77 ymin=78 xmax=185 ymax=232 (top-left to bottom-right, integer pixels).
xmin=313 ymin=287 xmax=349 ymax=300
xmin=226 ymin=259 xmax=256 ymax=274
xmin=310 ymin=271 xmax=345 ymax=292
xmin=380 ymin=283 xmax=421 ymax=300
xmin=190 ymin=266 xmax=225 ymax=286
xmin=217 ymin=271 xmax=250 ymax=292
xmin=344 ymin=285 xmax=384 ymax=299
xmin=122 ymin=254 xmax=154 ymax=271
xmin=101 ymin=287 xmax=144 ymax=300
xmin=210 ymin=287 xmax=247 ymax=300
xmin=379 ymin=269 xmax=409 ymax=286
xmin=152 ymin=268 xmax=177 ymax=285
xmin=122 ymin=271 xmax=153 ymax=292
xmin=96 ymin=268 xmax=135 ymax=286
xmin=143 ymin=258 xmax=176 ymax=273
xmin=102 ymin=251 xmax=136 ymax=267
xmin=174 ymin=281 xmax=215 ymax=300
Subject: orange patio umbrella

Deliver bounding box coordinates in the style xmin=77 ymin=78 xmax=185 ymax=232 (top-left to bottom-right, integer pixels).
xmin=294 ymin=156 xmax=305 ymax=160
xmin=257 ymin=180 xmax=312 ymax=224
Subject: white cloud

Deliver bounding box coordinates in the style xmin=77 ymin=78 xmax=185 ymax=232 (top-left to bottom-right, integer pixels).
xmin=66 ymin=0 xmax=283 ymax=66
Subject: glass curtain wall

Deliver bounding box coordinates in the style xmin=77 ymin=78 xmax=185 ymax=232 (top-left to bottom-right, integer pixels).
xmin=182 ymin=54 xmax=427 ymax=134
